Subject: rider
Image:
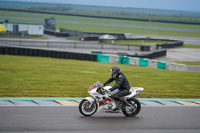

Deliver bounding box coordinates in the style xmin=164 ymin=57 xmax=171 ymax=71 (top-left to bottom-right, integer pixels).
xmin=102 ymin=66 xmax=131 ymax=107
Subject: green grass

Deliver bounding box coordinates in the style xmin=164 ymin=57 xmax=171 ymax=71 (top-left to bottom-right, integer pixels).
xmin=1 ymin=11 xmax=200 ymax=30
xmin=179 ymin=44 xmax=200 ymax=48
xmin=1 ymin=1 xmax=200 ymax=23
xmin=170 ymin=61 xmax=200 ymax=65
xmin=0 ymin=55 xmax=199 ymax=98
xmin=1 ymin=11 xmax=200 ymax=37
xmin=57 ymin=23 xmax=200 ymax=37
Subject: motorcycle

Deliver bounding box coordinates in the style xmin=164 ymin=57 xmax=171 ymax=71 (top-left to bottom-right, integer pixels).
xmin=79 ymin=81 xmax=144 ymax=117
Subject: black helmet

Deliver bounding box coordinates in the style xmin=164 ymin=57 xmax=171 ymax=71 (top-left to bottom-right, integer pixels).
xmin=110 ymin=66 xmax=121 ymax=79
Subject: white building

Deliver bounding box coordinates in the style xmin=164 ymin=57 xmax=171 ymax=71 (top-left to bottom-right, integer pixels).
xmin=4 ymin=22 xmax=43 ymax=36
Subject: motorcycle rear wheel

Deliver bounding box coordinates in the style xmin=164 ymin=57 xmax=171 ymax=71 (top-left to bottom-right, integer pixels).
xmin=79 ymin=99 xmax=97 ymax=116
xmin=122 ymin=98 xmax=141 ymax=117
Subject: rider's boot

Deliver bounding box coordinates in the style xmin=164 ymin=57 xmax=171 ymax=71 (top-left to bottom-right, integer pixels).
xmin=113 ymin=100 xmax=122 ymax=111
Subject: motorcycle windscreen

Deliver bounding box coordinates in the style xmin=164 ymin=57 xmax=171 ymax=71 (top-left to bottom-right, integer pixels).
xmin=88 ymin=81 xmax=102 ymax=91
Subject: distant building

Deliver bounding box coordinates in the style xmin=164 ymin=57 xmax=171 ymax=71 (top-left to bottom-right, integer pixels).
xmin=0 ymin=24 xmax=6 ymax=32
xmin=0 ymin=20 xmax=6 ymax=32
xmin=44 ymin=17 xmax=56 ymax=30
xmin=4 ymin=22 xmax=43 ymax=36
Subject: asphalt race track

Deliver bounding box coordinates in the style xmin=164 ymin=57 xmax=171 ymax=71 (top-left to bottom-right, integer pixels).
xmin=0 ymin=106 xmax=199 ymax=133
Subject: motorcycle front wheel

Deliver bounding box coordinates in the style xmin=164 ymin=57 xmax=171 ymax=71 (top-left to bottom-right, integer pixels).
xmin=79 ymin=99 xmax=97 ymax=116
xmin=122 ymin=98 xmax=141 ymax=117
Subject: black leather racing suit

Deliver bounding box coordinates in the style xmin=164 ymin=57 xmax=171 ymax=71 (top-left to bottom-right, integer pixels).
xmin=103 ymin=71 xmax=130 ymax=101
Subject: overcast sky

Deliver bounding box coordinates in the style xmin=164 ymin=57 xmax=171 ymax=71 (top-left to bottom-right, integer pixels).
xmin=6 ymin=0 xmax=200 ymax=12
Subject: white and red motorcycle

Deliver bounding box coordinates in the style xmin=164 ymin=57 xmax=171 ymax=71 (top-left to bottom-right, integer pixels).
xmin=79 ymin=81 xmax=144 ymax=117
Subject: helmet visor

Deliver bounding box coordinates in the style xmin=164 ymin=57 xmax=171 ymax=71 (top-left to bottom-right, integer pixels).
xmin=110 ymin=69 xmax=116 ymax=78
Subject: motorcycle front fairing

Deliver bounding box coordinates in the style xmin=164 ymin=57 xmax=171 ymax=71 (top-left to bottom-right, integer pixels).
xmin=88 ymin=81 xmax=117 ymax=111
xmin=87 ymin=81 xmax=144 ymax=111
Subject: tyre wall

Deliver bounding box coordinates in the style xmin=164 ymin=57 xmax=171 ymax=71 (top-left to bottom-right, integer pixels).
xmin=0 ymin=45 xmax=97 ymax=61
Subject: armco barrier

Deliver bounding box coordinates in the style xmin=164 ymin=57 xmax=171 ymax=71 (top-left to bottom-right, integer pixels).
xmin=109 ymin=55 xmax=119 ymax=64
xmin=93 ymin=53 xmax=109 ymax=63
xmin=0 ymin=39 xmax=139 ymax=51
xmin=94 ymin=53 xmax=187 ymax=71
xmin=166 ymin=62 xmax=187 ymax=71
xmin=0 ymin=45 xmax=97 ymax=61
xmin=114 ymin=38 xmax=183 ymax=51
xmin=148 ymin=60 xmax=158 ymax=68
xmin=129 ymin=57 xmax=139 ymax=66
xmin=93 ymin=49 xmax=167 ymax=59
xmin=139 ymin=58 xmax=149 ymax=67
xmin=119 ymin=56 xmax=129 ymax=65
xmin=157 ymin=61 xmax=167 ymax=69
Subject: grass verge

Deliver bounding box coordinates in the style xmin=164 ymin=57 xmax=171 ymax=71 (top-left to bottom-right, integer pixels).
xmin=1 ymin=10 xmax=200 ymax=30
xmin=0 ymin=55 xmax=199 ymax=99
xmin=170 ymin=61 xmax=200 ymax=65
xmin=1 ymin=11 xmax=200 ymax=37
xmin=179 ymin=44 xmax=200 ymax=49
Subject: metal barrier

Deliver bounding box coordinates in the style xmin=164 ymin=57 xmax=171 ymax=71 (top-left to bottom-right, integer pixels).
xmin=0 ymin=39 xmax=139 ymax=50
xmin=92 ymin=49 xmax=167 ymax=59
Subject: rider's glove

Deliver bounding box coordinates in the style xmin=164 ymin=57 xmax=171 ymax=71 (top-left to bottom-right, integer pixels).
xmin=97 ymin=86 xmax=102 ymax=92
